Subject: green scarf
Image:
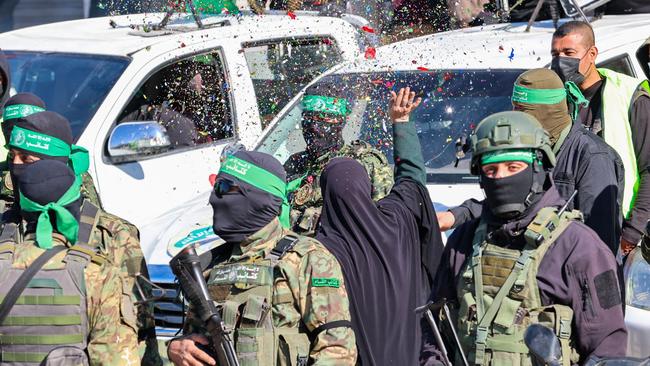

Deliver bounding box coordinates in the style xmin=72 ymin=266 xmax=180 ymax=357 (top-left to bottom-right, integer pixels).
xmin=219 ymin=155 xmax=302 ymax=228
xmin=19 ymin=176 xmax=81 ymax=249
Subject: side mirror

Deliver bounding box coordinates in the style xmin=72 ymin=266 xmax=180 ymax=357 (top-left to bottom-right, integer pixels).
xmin=524 ymin=324 xmax=562 ymax=366
xmin=108 ymin=121 xmax=171 ymax=163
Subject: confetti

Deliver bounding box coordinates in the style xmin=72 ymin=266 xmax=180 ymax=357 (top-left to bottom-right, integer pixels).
xmin=417 ymin=66 xmax=430 ymax=71
xmin=508 ymin=48 xmax=515 ymax=62
xmin=361 ymin=26 xmax=375 ymax=34
xmin=287 ymin=11 xmax=296 ymax=19
xmin=498 ymin=45 xmax=504 ymax=52
xmin=385 ymin=81 xmax=395 ymax=88
xmin=364 ymin=47 xmax=377 ymax=59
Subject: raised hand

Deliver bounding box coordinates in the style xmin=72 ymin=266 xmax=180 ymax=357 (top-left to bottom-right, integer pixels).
xmin=389 ymin=87 xmax=422 ymax=123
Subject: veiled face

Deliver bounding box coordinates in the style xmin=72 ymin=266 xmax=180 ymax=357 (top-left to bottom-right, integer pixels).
xmin=481 ymin=161 xmax=529 ymax=179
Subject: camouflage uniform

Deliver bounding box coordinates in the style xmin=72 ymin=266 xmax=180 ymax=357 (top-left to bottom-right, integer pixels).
xmin=287 ymin=141 xmax=394 ymax=236
xmin=89 ymin=208 xmax=161 ymax=366
xmin=182 ymin=218 xmax=357 ymax=365
xmin=0 ymin=168 xmax=160 ymax=365
xmin=6 ymin=233 xmax=140 ymax=365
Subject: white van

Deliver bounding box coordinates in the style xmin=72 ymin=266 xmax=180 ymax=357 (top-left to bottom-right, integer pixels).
xmin=0 ymin=10 xmax=367 ymax=226
xmin=143 ymin=14 xmax=650 ymax=345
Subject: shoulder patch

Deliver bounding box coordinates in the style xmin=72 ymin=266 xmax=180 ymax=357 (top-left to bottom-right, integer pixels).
xmin=311 ymin=278 xmax=340 ymax=288
xmin=594 ymin=269 xmax=622 ymax=310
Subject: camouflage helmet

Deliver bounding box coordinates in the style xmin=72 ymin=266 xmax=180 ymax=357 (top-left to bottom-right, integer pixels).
xmin=470 ymin=111 xmax=556 ymax=175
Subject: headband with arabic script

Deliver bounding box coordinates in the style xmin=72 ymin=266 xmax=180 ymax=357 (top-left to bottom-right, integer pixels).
xmin=511 ymin=85 xmax=566 ymax=105
xmin=2 ymin=104 xmax=46 ymax=121
xmin=302 ymin=95 xmax=350 ymax=117
xmin=219 ymin=155 xmax=301 ymax=228
xmin=9 ymin=126 xmax=89 ymax=175
xmin=481 ymin=149 xmax=535 ymax=165
xmin=19 ymin=175 xmax=81 ymax=249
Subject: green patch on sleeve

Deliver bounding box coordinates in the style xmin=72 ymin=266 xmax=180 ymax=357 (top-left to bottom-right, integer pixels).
xmin=311 ymin=278 xmax=340 ymax=288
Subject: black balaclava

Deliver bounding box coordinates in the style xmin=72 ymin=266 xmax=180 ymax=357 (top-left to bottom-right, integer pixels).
xmin=9 ymin=111 xmax=73 ymax=198
xmin=551 ymin=56 xmax=586 ymax=85
xmin=2 ymin=93 xmax=47 ymax=142
xmin=301 ymin=114 xmax=345 ymax=158
xmin=301 ymin=83 xmax=348 ymax=160
xmin=210 ymin=151 xmax=285 ymax=244
xmin=0 ymin=52 xmax=11 ymax=107
xmin=480 ymin=156 xmax=547 ymax=220
xmin=19 ymin=160 xmax=82 ymax=234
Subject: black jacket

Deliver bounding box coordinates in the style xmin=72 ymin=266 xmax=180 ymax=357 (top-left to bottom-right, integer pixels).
xmin=450 ymin=122 xmax=624 ymax=254
xmin=422 ymin=184 xmax=627 ymax=365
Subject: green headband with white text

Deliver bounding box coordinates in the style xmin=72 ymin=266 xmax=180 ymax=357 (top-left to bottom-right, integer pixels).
xmin=219 ymin=155 xmax=302 ymax=228
xmin=481 ymin=149 xmax=535 ymax=165
xmin=302 ymin=95 xmax=350 ymax=116
xmin=9 ymin=126 xmax=89 ymax=176
xmin=2 ymin=104 xmax=45 ymax=120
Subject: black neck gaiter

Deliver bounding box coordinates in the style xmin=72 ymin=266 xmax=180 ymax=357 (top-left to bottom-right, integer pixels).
xmin=302 ymin=118 xmax=344 ymax=159
xmin=210 ymin=182 xmax=282 ymax=245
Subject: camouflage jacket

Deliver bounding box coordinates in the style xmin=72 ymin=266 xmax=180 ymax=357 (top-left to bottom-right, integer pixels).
xmin=12 ymin=233 xmax=140 ymax=366
xmin=89 ymin=206 xmax=161 ymax=365
xmin=183 ymin=218 xmax=357 ymax=365
xmin=0 ymin=164 xmax=159 ymax=365
xmin=286 ymin=141 xmax=394 ymax=236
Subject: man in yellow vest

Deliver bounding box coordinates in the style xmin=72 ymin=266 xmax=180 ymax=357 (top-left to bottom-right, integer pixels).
xmin=551 ymin=20 xmax=650 ymax=255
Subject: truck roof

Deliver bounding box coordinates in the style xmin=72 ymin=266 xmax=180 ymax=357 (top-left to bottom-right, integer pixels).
xmin=339 ymin=14 xmax=650 ymax=72
xmin=0 ymin=11 xmax=363 ymax=57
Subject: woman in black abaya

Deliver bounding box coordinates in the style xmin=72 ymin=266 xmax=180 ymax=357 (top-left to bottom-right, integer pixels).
xmin=316 ymin=87 xmax=445 ymax=366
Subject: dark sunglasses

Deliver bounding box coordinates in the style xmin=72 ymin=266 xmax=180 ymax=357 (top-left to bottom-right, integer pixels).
xmin=214 ymin=179 xmax=241 ymax=198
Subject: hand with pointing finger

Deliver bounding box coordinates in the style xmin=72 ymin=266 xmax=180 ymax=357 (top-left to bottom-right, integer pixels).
xmin=389 ymin=87 xmax=422 ymax=123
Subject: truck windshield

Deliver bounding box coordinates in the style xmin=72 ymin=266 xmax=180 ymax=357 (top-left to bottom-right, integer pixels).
xmin=256 ymin=69 xmax=523 ymax=184
xmin=5 ymin=51 xmax=129 ymax=140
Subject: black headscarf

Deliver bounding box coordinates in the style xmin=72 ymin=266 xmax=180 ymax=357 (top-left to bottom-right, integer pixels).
xmin=316 ymin=157 xmax=443 ymax=366
xmin=210 ymin=151 xmax=284 ymax=244
xmin=19 ymin=159 xmax=82 ymax=234
xmin=0 ymin=52 xmax=11 ymax=107
xmin=2 ymin=93 xmax=47 ymax=142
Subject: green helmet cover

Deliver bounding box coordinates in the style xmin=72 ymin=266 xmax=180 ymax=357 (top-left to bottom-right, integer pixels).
xmin=470 ymin=111 xmax=556 ymax=175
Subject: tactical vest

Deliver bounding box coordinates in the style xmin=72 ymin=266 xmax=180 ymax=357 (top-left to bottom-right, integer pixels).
xmin=0 ymin=234 xmax=106 ymax=365
xmin=455 ymin=208 xmax=583 ymax=366
xmin=290 ymin=141 xmax=393 ymax=235
xmin=206 ymin=235 xmax=313 ymax=366
xmin=598 ymin=68 xmax=650 ymax=218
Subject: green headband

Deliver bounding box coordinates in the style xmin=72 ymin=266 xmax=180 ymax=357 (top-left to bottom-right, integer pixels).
xmin=512 ymin=84 xmax=567 ymax=105
xmin=9 ymin=126 xmax=89 ymax=175
xmin=2 ymin=104 xmax=45 ymax=121
xmin=302 ymin=95 xmax=349 ymax=117
xmin=481 ymin=149 xmax=535 ymax=165
xmin=19 ymin=176 xmax=81 ymax=249
xmin=219 ymin=155 xmax=301 ymax=229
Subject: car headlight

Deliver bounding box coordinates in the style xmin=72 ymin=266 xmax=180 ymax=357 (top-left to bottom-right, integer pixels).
xmin=624 ymin=247 xmax=650 ymax=310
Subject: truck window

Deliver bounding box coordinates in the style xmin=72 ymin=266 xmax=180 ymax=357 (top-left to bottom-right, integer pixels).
xmin=243 ymin=37 xmax=342 ymax=128
xmin=117 ymin=51 xmax=233 ymax=150
xmin=598 ymin=54 xmax=636 ymax=77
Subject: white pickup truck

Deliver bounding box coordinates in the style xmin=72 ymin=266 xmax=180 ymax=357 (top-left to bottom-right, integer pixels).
xmin=0 ymin=10 xmax=367 ymax=227
xmin=142 ymin=14 xmax=650 ymax=346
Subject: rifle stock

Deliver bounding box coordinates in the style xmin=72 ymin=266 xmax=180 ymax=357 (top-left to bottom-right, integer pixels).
xmin=170 ymin=245 xmax=240 ymax=366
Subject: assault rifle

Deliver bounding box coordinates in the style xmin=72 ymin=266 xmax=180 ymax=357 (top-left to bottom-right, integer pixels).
xmin=416 ymin=299 xmax=469 ymax=366
xmin=170 ymin=245 xmax=240 ymax=366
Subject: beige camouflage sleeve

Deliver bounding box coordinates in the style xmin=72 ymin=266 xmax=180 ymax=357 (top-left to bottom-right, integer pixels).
xmin=289 ymin=246 xmax=357 ymax=365
xmin=86 ymin=263 xmax=140 ymax=366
